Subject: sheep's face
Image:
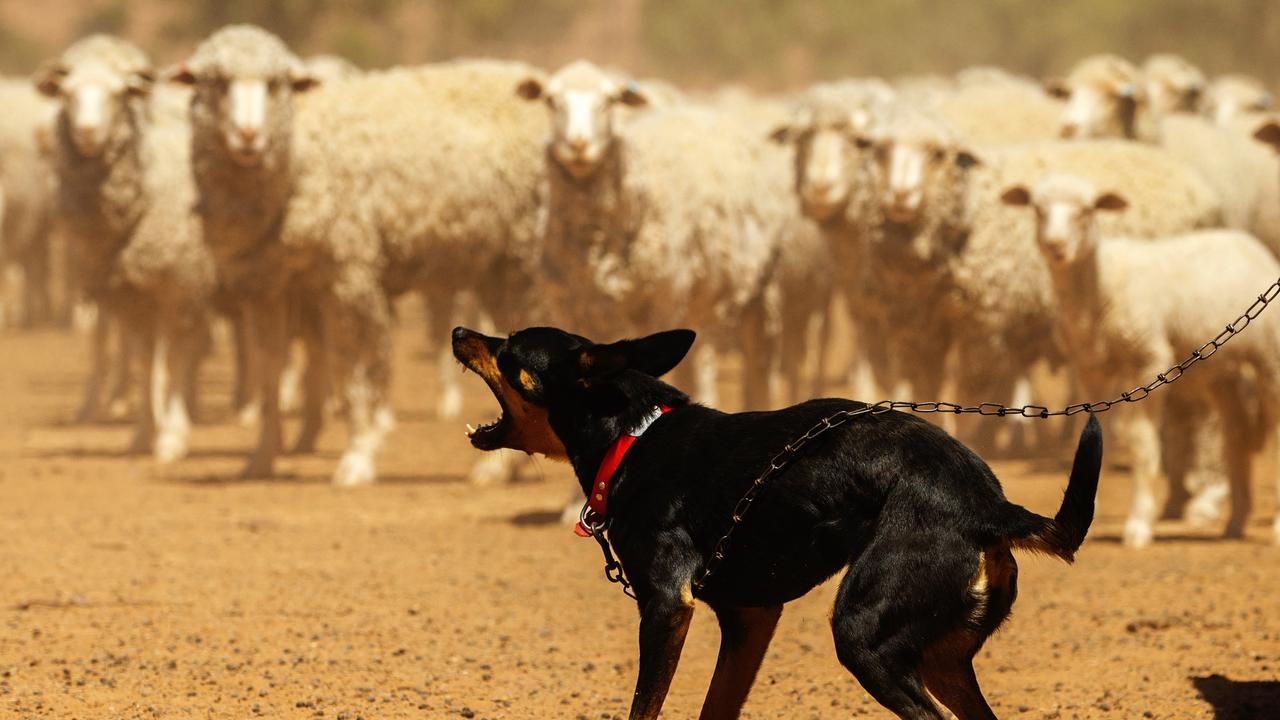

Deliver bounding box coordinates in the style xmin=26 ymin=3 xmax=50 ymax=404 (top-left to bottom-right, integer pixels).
xmin=517 ymin=61 xmax=648 ymax=180
xmin=1204 ymin=77 xmax=1273 ymax=127
xmin=1142 ymin=55 xmax=1205 ymax=116
xmin=1000 ymin=175 xmax=1128 ymax=266
xmin=169 ymin=47 xmax=317 ymax=168
xmin=862 ymin=130 xmax=978 ymax=225
xmin=36 ymin=60 xmax=152 ymax=159
xmin=771 ymin=107 xmax=873 ymax=222
xmin=1050 ymin=56 xmax=1145 ymax=139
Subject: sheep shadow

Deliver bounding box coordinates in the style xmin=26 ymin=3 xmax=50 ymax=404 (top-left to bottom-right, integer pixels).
xmin=507 ymin=509 xmax=566 ymax=527
xmin=1192 ymin=674 xmax=1280 ymax=719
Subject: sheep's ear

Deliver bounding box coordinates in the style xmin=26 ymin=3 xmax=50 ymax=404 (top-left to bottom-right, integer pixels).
xmin=580 ymin=329 xmax=696 ymax=378
xmin=1044 ymin=78 xmax=1070 ymax=100
xmin=1258 ymin=93 xmax=1274 ymax=111
xmin=515 ymin=76 xmax=544 ymax=101
xmin=290 ymin=73 xmax=319 ymax=93
xmin=1117 ymin=82 xmax=1136 ymax=99
xmin=1000 ymin=185 xmax=1032 ymax=207
xmin=166 ymin=62 xmax=197 ymax=86
xmin=125 ymin=68 xmax=155 ymax=97
xmin=768 ymin=123 xmax=795 ymax=144
xmin=955 ymin=149 xmax=981 ymax=169
xmin=1094 ymin=191 xmax=1129 ymax=212
xmin=33 ymin=62 xmax=67 ymax=97
xmin=1253 ymin=120 xmax=1280 ymax=154
xmin=615 ymin=80 xmax=648 ymax=108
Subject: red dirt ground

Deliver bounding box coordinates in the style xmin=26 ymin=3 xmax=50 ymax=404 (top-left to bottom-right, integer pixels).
xmin=1 ymin=305 xmax=1277 ymax=719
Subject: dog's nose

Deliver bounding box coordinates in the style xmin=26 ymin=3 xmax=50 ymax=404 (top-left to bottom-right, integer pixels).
xmin=451 ymin=327 xmax=472 ymax=343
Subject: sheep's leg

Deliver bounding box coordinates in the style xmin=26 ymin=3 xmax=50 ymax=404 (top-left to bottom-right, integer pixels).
xmin=1213 ymin=389 xmax=1253 ymax=540
xmin=694 ymin=344 xmax=720 ymax=409
xmin=154 ymin=314 xmax=202 ymax=464
xmin=230 ymin=309 xmax=259 ymax=425
xmin=106 ymin=317 xmax=135 ymax=420
xmin=1123 ymin=405 xmax=1162 ymax=548
xmin=241 ymin=298 xmax=288 ymax=479
xmin=422 ymin=286 xmax=464 ymax=420
xmin=739 ymin=298 xmax=772 ymax=411
xmin=75 ymin=308 xmax=112 ymax=423
xmin=292 ymin=302 xmax=328 ymax=454
xmin=126 ymin=317 xmax=158 ymax=456
xmin=331 ymin=281 xmax=395 ymax=487
xmin=807 ymin=304 xmax=830 ymax=400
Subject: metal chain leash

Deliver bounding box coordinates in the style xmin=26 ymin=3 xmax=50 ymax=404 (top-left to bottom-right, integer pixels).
xmin=687 ymin=276 xmax=1280 ymax=595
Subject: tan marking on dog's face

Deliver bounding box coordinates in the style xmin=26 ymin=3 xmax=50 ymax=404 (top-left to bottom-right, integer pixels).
xmin=518 ymin=368 xmax=537 ymax=393
xmin=492 ymin=373 xmax=569 ymax=461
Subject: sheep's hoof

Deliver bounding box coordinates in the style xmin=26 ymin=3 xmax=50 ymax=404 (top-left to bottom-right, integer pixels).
xmin=1122 ymin=518 xmax=1154 ymax=549
xmin=436 ymin=384 xmax=464 ymax=421
xmin=154 ymin=432 xmax=188 ymax=464
xmin=1185 ymin=495 xmax=1224 ymax=528
xmin=467 ymin=453 xmax=515 ymax=486
xmin=108 ymin=398 xmax=132 ymax=421
xmin=333 ymin=452 xmax=376 ymax=487
xmin=241 ymin=454 xmax=274 ymax=480
xmin=237 ymin=403 xmax=260 ymax=429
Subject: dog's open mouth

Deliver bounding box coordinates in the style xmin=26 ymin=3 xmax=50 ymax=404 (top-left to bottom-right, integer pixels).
xmin=463 ymin=385 xmax=509 ymax=451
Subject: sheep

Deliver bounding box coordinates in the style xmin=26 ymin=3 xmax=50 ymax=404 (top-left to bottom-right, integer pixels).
xmin=1142 ymin=53 xmax=1207 ymax=116
xmin=175 ymin=26 xmax=548 ymax=486
xmin=1052 ymin=55 xmax=1280 ymax=259
xmin=0 ymin=77 xmax=58 ymax=328
xmin=767 ymin=80 xmax=895 ymax=399
xmin=1202 ymin=74 xmax=1273 ymax=127
xmin=36 ymin=35 xmax=216 ymax=462
xmin=1000 ymin=172 xmax=1280 ymax=546
xmin=303 ymin=54 xmax=361 ymax=84
xmin=939 ymin=70 xmax=1066 ymax=145
xmin=515 ymin=60 xmax=797 ymax=411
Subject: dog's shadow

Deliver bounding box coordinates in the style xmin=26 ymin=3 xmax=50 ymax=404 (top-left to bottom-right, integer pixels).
xmin=1192 ymin=674 xmax=1280 ymax=719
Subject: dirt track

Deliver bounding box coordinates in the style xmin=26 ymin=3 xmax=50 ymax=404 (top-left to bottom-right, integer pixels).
xmin=1 ymin=307 xmax=1278 ymax=719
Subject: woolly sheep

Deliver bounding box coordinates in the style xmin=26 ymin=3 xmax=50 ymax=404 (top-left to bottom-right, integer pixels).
xmin=938 ymin=71 xmax=1066 ymax=145
xmin=768 ymin=79 xmax=895 ymax=399
xmin=36 ymin=35 xmax=216 ymax=462
xmin=516 ymin=60 xmax=796 ymax=411
xmin=1051 ymin=54 xmax=1280 ymax=259
xmin=1202 ymin=74 xmax=1273 ymax=127
xmin=1001 ymin=172 xmax=1280 ymax=547
xmin=175 ymin=26 xmax=548 ymax=486
xmin=1142 ymin=53 xmax=1207 ymax=116
xmin=0 ymin=77 xmax=58 ymax=328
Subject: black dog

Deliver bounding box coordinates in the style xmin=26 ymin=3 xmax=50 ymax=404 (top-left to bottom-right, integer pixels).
xmin=452 ymin=326 xmax=1103 ymax=720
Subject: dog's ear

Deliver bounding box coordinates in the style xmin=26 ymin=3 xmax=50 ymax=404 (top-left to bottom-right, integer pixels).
xmin=581 ymin=329 xmax=696 ymax=378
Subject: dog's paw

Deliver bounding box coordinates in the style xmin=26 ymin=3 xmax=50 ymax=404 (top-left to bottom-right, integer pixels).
xmin=333 ymin=452 xmax=376 ymax=487
xmin=1123 ymin=518 xmax=1154 ymax=549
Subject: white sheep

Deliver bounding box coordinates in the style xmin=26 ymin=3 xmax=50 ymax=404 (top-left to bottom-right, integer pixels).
xmin=0 ymin=77 xmax=58 ymax=328
xmin=175 ymin=26 xmax=548 ymax=486
xmin=1142 ymin=53 xmax=1207 ymax=116
xmin=938 ymin=70 xmax=1066 ymax=145
xmin=1051 ymin=54 xmax=1280 ymax=259
xmin=36 ymin=35 xmax=216 ymax=462
xmin=1001 ymin=172 xmax=1280 ymax=546
xmin=768 ymin=79 xmax=895 ymax=399
xmin=1202 ymin=74 xmax=1273 ymax=127
xmin=516 ymin=60 xmax=798 ymax=411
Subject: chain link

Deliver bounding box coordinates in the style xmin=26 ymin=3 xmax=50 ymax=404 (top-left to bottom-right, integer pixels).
xmin=689 ymin=276 xmax=1280 ymax=595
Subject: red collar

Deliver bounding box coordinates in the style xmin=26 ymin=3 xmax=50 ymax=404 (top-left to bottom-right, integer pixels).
xmin=574 ymin=406 xmax=672 ymax=537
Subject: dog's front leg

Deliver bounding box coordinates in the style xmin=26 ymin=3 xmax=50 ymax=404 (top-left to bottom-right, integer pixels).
xmin=629 ymin=586 xmax=695 ymax=720
xmin=698 ymin=605 xmax=783 ymax=720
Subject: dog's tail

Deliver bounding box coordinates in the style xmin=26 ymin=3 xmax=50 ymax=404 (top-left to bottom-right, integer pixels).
xmin=1000 ymin=414 xmax=1103 ymax=563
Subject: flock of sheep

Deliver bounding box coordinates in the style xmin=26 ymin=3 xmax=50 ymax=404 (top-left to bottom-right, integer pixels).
xmin=2 ymin=26 xmax=1280 ymax=548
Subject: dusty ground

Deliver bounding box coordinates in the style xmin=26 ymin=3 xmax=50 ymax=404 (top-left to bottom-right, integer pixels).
xmin=1 ymin=307 xmax=1278 ymax=719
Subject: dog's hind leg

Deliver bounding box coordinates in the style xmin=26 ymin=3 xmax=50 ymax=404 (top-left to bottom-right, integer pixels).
xmin=918 ymin=633 xmax=997 ymax=720
xmin=697 ymin=605 xmax=782 ymax=720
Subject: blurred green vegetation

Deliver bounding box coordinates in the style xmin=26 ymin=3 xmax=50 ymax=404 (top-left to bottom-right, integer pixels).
xmin=0 ymin=0 xmax=1277 ymax=87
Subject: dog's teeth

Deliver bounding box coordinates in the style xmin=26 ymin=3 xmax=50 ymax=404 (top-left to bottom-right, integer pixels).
xmin=466 ymin=423 xmax=476 ymax=433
